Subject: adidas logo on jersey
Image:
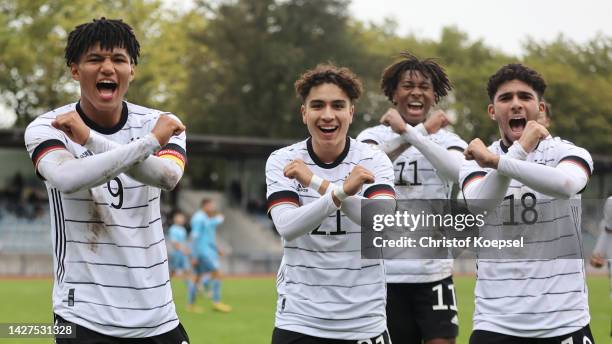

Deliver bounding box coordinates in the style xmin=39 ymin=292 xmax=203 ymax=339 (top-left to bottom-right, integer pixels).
xmin=79 ymin=150 xmax=93 ymax=158
xmin=296 ymin=183 xmax=308 ymax=193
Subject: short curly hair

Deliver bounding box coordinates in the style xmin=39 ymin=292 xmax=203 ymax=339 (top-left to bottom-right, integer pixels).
xmin=295 ymin=64 xmax=363 ymax=102
xmin=487 ymin=63 xmax=546 ymax=101
xmin=380 ymin=52 xmax=452 ymax=104
xmin=65 ymin=17 xmax=140 ymax=66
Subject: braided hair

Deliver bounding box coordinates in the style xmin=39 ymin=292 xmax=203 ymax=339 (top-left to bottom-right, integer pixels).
xmin=65 ymin=17 xmax=140 ymax=66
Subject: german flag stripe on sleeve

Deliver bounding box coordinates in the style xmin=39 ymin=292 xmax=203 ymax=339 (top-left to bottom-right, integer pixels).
xmin=156 ymin=143 xmax=187 ymax=170
xmin=363 ymin=184 xmax=395 ymax=199
xmin=267 ymin=191 xmax=300 ymax=213
xmin=559 ymin=155 xmax=592 ymax=177
xmin=462 ymin=171 xmax=487 ymax=190
xmin=32 ymin=139 xmax=67 ymax=167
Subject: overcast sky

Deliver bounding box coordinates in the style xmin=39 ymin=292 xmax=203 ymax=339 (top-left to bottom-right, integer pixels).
xmin=349 ymin=0 xmax=612 ymax=56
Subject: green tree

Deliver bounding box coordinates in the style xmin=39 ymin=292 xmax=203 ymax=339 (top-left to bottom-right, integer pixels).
xmin=0 ymin=0 xmax=181 ymax=126
xmin=523 ymin=35 xmax=612 ymax=154
xmin=180 ymin=0 xmax=365 ymax=138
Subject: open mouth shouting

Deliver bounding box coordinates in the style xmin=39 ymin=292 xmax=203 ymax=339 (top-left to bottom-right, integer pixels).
xmin=96 ymin=80 xmax=118 ymax=101
xmin=509 ymin=116 xmax=527 ymax=135
xmin=404 ymin=101 xmax=427 ymax=120
xmin=408 ymin=101 xmax=424 ymax=112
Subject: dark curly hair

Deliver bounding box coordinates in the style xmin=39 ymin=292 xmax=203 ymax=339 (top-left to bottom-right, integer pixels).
xmin=380 ymin=52 xmax=452 ymax=104
xmin=65 ymin=17 xmax=140 ymax=66
xmin=295 ymin=64 xmax=363 ymax=102
xmin=487 ymin=63 xmax=546 ymax=101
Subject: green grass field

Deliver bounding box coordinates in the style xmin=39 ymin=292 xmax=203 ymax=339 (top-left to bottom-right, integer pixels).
xmin=0 ymin=276 xmax=609 ymax=343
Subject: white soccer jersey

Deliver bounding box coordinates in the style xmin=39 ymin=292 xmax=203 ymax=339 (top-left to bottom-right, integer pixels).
xmin=459 ymin=137 xmax=593 ymax=338
xmin=266 ymin=137 xmax=395 ymax=340
xmin=358 ymin=125 xmax=467 ymax=283
xmin=24 ymin=101 xmax=186 ymax=337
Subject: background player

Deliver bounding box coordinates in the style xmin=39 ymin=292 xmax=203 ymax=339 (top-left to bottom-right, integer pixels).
xmin=357 ymin=52 xmax=465 ymax=344
xmin=23 ymin=18 xmax=189 ymax=342
xmin=190 ymin=198 xmax=231 ymax=312
xmin=461 ymin=63 xmax=595 ymax=343
xmin=167 ymin=211 xmax=197 ymax=311
xmin=168 ymin=211 xmax=191 ymax=277
xmin=590 ymin=196 xmax=612 ymax=299
xmin=266 ymin=64 xmax=396 ymax=343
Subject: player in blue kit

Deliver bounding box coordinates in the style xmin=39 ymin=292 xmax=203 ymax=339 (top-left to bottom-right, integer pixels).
xmin=190 ymin=199 xmax=231 ymax=312
xmin=168 ymin=211 xmax=191 ymax=277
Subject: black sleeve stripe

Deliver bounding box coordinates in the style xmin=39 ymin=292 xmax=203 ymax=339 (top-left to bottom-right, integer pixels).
xmin=267 ymin=190 xmax=300 ymax=213
xmin=161 ymin=143 xmax=186 ymax=158
xmin=363 ymin=184 xmax=395 ymax=199
xmin=31 ymin=139 xmax=66 ymax=165
xmin=32 ymin=139 xmax=67 ymax=180
xmin=447 ymin=146 xmax=466 ymax=152
xmin=461 ymin=171 xmax=487 ymax=190
xmin=360 ymin=139 xmax=380 ymax=145
xmin=559 ymin=155 xmax=592 ymax=177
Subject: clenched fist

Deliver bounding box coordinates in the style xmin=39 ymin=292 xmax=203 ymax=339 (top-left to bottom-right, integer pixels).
xmin=464 ymin=138 xmax=499 ymax=169
xmin=517 ymin=120 xmax=549 ymax=153
xmin=283 ymin=159 xmax=314 ymax=187
xmin=52 ymin=111 xmax=90 ymax=145
xmin=342 ymin=165 xmax=375 ymax=196
xmin=423 ymin=110 xmax=450 ymax=134
xmin=380 ymin=108 xmax=407 ymax=134
xmin=151 ymin=114 xmax=186 ymax=147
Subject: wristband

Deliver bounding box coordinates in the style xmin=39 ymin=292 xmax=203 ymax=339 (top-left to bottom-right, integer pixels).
xmin=332 ymin=185 xmax=349 ymax=202
xmin=309 ymin=175 xmax=324 ymax=192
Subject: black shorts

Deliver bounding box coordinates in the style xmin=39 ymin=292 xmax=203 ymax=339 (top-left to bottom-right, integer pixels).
xmin=470 ymin=325 xmax=595 ymax=344
xmin=53 ymin=314 xmax=190 ymax=344
xmin=271 ymin=327 xmax=391 ymax=344
xmin=386 ymin=276 xmax=459 ymax=342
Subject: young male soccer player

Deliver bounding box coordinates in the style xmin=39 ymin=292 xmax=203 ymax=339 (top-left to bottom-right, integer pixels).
xmin=169 ymin=211 xmax=191 ymax=277
xmin=168 ymin=211 xmax=197 ymax=312
xmin=590 ymin=196 xmax=612 ymax=299
xmin=460 ymin=63 xmax=595 ymax=343
xmin=266 ymin=64 xmax=396 ymax=343
xmin=357 ymin=52 xmax=465 ymax=344
xmin=24 ymin=18 xmax=189 ymax=342
xmin=189 ymin=198 xmax=230 ymax=312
